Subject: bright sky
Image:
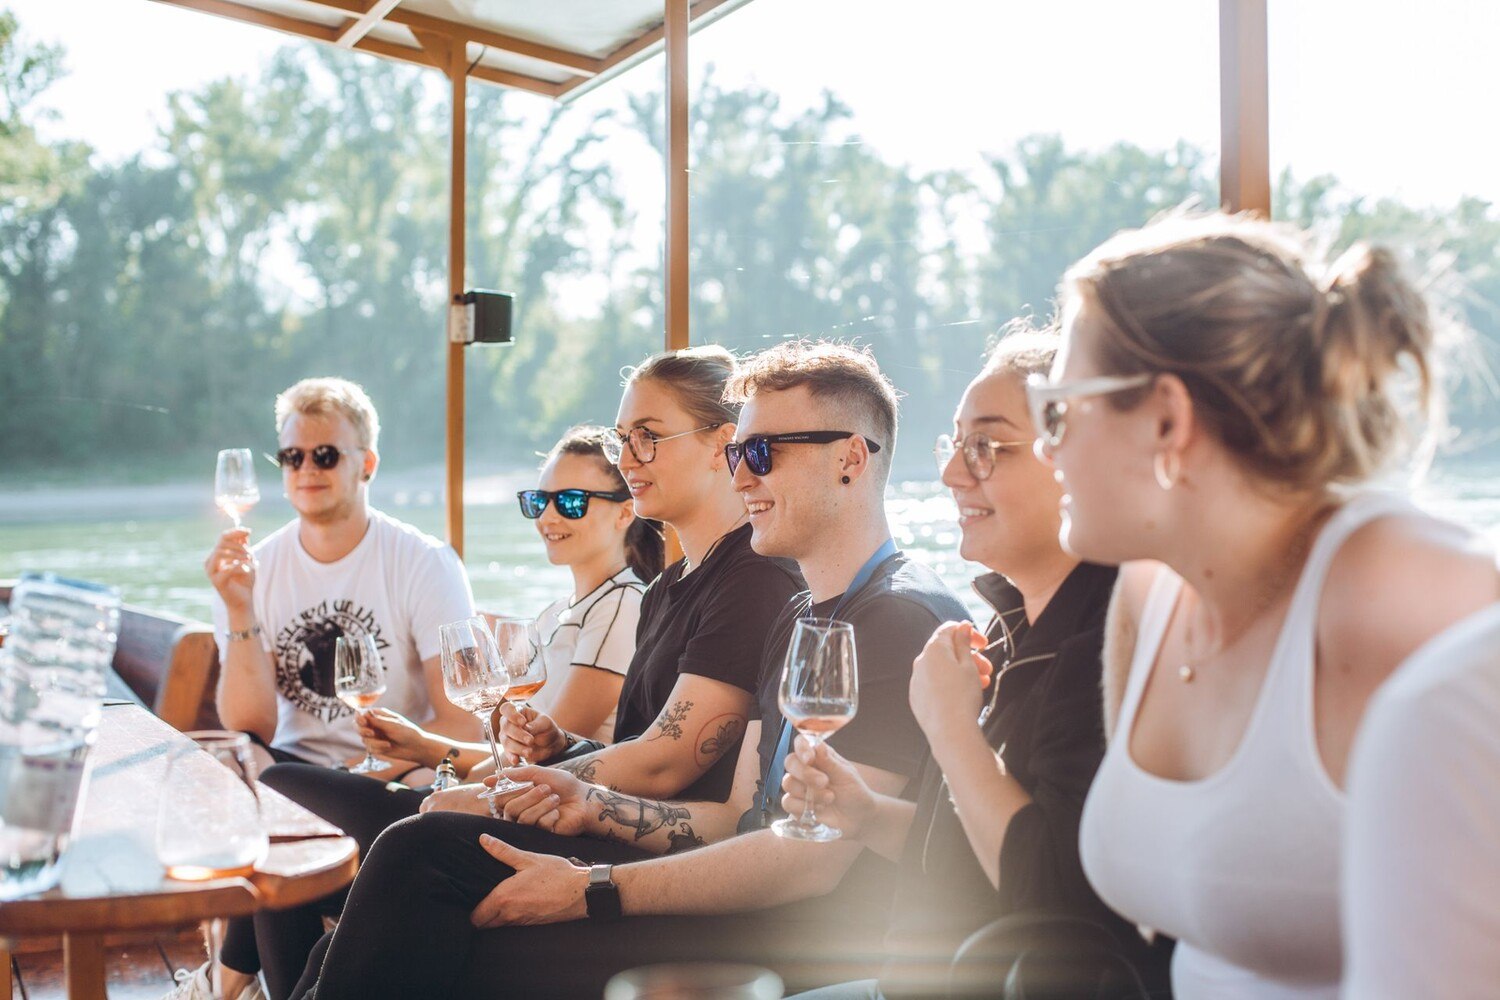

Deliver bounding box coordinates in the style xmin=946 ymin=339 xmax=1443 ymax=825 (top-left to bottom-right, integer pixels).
xmin=13 ymin=0 xmax=1500 ymax=207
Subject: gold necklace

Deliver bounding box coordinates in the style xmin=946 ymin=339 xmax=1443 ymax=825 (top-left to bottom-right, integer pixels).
xmin=1177 ymin=502 xmax=1331 ymax=683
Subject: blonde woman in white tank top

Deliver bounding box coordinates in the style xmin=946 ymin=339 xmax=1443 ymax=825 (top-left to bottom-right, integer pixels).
xmin=1024 ymin=213 xmax=1500 ymax=999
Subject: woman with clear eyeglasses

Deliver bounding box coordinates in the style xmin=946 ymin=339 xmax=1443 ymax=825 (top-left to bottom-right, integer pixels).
xmin=464 ymin=345 xmax=805 ymax=808
xmin=781 ymin=325 xmax=1168 ymax=1000
xmin=1035 ymin=213 xmax=1500 ymax=999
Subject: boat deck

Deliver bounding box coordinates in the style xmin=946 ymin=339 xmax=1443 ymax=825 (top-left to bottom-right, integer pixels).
xmin=9 ymin=927 xmax=203 ymax=999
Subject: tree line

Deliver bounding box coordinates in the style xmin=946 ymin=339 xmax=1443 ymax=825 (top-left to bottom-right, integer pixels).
xmin=1 ymin=10 xmax=1494 ymax=482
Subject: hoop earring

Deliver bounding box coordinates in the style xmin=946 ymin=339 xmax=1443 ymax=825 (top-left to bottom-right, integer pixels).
xmin=1153 ymin=451 xmax=1180 ymax=492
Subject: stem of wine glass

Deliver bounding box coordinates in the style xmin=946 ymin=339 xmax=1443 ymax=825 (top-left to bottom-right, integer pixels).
xmin=479 ymin=709 xmax=505 ymax=773
xmin=796 ymin=733 xmax=823 ymax=828
xmin=512 ymin=700 xmax=529 ymax=766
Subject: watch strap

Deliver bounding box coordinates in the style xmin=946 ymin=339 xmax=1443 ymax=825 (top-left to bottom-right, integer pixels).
xmin=584 ymin=863 xmax=622 ymax=921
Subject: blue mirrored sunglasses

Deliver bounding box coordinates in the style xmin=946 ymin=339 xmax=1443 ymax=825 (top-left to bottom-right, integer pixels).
xmin=516 ymin=488 xmax=631 ymax=520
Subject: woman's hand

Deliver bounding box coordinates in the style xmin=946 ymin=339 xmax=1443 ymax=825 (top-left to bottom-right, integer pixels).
xmin=355 ymin=708 xmax=442 ymax=768
xmin=497 ymin=703 xmax=568 ymax=764
xmin=781 ymin=737 xmax=878 ymax=840
xmin=910 ymin=621 xmax=993 ymax=738
xmin=419 ymin=783 xmax=493 ymax=816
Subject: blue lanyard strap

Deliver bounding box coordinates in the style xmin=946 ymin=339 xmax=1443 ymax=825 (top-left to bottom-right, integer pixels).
xmin=759 ymin=538 xmax=899 ymax=821
xmin=825 ymin=537 xmax=898 ymax=623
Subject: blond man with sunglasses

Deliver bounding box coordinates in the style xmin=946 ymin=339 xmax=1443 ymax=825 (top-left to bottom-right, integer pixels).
xmin=205 ymin=377 xmax=478 ymax=773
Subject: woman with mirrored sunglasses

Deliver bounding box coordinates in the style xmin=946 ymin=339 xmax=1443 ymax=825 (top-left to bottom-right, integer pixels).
xmin=362 ymin=426 xmax=662 ymax=772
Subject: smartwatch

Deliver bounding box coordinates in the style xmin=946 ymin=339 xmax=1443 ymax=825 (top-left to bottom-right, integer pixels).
xmin=584 ymin=863 xmax=622 ymax=921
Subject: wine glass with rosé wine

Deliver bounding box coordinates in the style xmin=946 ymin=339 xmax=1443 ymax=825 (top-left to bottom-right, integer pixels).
xmin=486 ymin=616 xmax=546 ymax=797
xmin=439 ymin=617 xmax=532 ymax=798
xmin=772 ymin=618 xmax=859 ymax=842
xmin=335 ymin=634 xmax=387 ymax=774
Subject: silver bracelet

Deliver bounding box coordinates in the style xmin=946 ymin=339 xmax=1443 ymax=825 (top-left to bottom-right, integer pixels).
xmin=226 ymin=622 xmax=262 ymax=643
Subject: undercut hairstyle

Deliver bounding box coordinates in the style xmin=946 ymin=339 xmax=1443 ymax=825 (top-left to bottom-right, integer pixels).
xmin=623 ymin=345 xmax=741 ymax=428
xmin=1064 ymin=211 xmax=1443 ymax=491
xmin=724 ymin=340 xmax=899 ymax=476
xmin=547 ymin=424 xmax=665 ymax=582
xmin=275 ymin=377 xmax=381 ymax=451
xmin=982 ymin=317 xmax=1061 ymax=383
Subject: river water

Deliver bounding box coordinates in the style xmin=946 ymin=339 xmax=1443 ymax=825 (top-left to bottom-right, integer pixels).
xmin=2 ymin=459 xmax=1498 ymax=624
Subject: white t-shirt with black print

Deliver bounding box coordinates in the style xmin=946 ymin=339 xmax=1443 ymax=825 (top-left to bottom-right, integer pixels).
xmin=527 ymin=567 xmax=644 ymax=743
xmin=212 ymin=508 xmax=475 ymax=766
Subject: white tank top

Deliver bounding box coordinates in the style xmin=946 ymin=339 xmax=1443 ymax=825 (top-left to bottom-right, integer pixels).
xmin=1079 ymin=492 xmax=1413 ymax=999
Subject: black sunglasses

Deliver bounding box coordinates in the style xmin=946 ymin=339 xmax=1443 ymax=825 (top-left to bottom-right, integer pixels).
xmin=269 ymin=445 xmax=363 ymax=471
xmin=724 ymin=431 xmax=882 ymax=477
xmin=517 ymin=488 xmax=631 ymax=520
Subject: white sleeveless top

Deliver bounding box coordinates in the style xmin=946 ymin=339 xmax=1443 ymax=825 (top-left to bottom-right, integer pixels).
xmin=1079 ymin=492 xmax=1413 ymax=999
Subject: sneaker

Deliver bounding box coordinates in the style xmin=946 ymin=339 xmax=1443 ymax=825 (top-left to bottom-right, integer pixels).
xmin=163 ymin=963 xmax=267 ymax=1000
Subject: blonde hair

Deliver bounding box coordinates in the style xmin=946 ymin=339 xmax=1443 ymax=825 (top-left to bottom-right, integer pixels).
xmin=724 ymin=340 xmax=899 ymax=468
xmin=982 ymin=318 xmax=1061 ymax=382
xmin=274 ymin=377 xmax=381 ymax=451
xmin=1064 ymin=212 xmax=1440 ymax=490
xmin=624 ymin=345 xmax=741 ymax=428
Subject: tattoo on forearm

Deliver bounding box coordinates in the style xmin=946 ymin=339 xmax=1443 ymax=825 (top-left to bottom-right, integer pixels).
xmin=560 ymin=757 xmax=601 ymax=784
xmin=648 ymin=700 xmax=693 ymax=742
xmin=587 ymin=787 xmax=694 ymax=843
xmin=666 ymin=823 xmax=706 ymax=854
xmin=694 ymin=714 xmax=745 ymax=768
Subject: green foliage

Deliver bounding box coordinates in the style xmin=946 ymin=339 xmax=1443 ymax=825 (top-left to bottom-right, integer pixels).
xmin=0 ymin=9 xmax=1495 ymax=482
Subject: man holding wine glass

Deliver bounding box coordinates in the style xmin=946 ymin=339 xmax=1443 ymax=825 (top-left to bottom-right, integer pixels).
xmin=285 ymin=343 xmax=971 ymax=1000
xmin=192 ymin=377 xmax=477 ymax=1000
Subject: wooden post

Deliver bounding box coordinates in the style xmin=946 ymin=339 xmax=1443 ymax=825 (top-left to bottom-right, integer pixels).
xmin=662 ymin=0 xmax=691 ymax=566
xmin=1219 ymin=0 xmax=1271 ymax=217
xmin=446 ymin=39 xmax=469 ymax=556
xmin=63 ymin=933 xmax=106 ymax=1000
xmin=664 ymin=0 xmax=690 ymax=352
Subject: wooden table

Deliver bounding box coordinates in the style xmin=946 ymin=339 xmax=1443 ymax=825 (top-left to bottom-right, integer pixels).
xmin=0 ymin=705 xmax=358 ymax=999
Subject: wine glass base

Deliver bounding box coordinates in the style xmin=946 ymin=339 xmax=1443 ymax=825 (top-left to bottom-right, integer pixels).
xmin=346 ymin=757 xmax=384 ymax=775
xmin=770 ymin=817 xmax=841 ymax=842
xmin=481 ymin=779 xmax=535 ymax=798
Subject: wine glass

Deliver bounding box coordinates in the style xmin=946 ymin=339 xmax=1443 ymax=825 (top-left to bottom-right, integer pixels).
xmin=335 ymin=634 xmax=387 ymax=774
xmin=772 ymin=618 xmax=859 ymax=842
xmin=439 ymin=617 xmax=531 ymax=797
xmin=157 ymin=731 xmax=267 ymax=880
xmin=488 ymin=616 xmax=546 ymax=796
xmin=214 ymin=448 xmax=260 ymax=528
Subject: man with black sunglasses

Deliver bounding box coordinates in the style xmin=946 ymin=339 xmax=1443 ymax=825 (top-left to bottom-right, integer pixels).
xmin=285 ymin=343 xmax=972 ymax=1000
xmin=205 ymin=377 xmax=478 ymax=773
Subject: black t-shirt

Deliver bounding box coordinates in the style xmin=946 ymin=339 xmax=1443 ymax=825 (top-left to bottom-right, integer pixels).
xmin=741 ymin=551 xmax=970 ymax=917
xmin=611 ymin=524 xmax=803 ymax=802
xmin=878 ymin=562 xmax=1132 ymax=998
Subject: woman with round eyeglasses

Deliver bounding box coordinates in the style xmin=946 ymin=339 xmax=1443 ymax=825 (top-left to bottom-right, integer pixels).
xmin=1035 ymin=213 xmax=1500 ymax=999
xmin=780 ymin=326 xmax=1167 ymax=999
xmin=472 ymin=345 xmax=804 ymax=809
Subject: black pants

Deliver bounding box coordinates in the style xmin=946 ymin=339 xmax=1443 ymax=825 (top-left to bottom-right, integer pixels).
xmin=290 ymin=813 xmax=891 ymax=1000
xmin=219 ymin=763 xmax=429 ymax=999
